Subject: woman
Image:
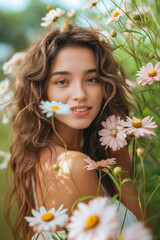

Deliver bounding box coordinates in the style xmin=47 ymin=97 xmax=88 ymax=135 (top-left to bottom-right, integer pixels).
xmin=7 ymin=25 xmax=142 ymax=240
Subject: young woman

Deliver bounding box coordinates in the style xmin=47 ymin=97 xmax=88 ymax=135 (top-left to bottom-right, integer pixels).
xmin=7 ymin=25 xmax=142 ymax=240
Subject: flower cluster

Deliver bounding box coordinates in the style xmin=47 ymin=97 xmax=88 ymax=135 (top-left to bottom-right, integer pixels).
xmin=25 ymin=197 xmax=153 ymax=240
xmin=98 ymin=115 xmax=157 ymax=151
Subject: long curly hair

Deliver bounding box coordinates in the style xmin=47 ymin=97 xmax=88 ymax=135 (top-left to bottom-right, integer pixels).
xmin=6 ymin=25 xmax=131 ymax=240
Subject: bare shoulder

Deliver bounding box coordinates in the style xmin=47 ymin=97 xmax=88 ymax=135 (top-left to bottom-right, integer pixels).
xmin=36 ymin=146 xmax=103 ymax=213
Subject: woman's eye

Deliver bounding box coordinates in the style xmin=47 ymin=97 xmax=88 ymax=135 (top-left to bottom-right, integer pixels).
xmin=86 ymin=77 xmax=97 ymax=83
xmin=56 ymin=80 xmax=67 ymax=85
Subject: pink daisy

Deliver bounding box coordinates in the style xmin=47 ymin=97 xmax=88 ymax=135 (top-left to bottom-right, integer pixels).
xmin=67 ymin=197 xmax=118 ymax=240
xmin=98 ymin=115 xmax=127 ymax=151
xmin=106 ymin=5 xmax=131 ymax=25
xmin=136 ymin=62 xmax=160 ymax=85
xmin=82 ymin=0 xmax=100 ymax=11
xmin=120 ymin=116 xmax=157 ymax=138
xmin=117 ymin=221 xmax=153 ymax=240
xmin=83 ymin=157 xmax=116 ymax=173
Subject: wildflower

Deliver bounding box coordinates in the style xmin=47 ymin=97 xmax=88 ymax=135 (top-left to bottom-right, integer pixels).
xmin=99 ymin=115 xmax=127 ymax=151
xmin=83 ymin=157 xmax=116 ymax=173
xmin=120 ymin=116 xmax=157 ymax=138
xmin=39 ymin=100 xmax=70 ymax=117
xmin=0 ymin=79 xmax=10 ymax=98
xmin=41 ymin=8 xmax=65 ymax=27
xmin=136 ymin=147 xmax=145 ymax=158
xmin=0 ymin=151 xmax=10 ymax=169
xmin=67 ymin=197 xmax=118 ymax=240
xmin=25 ymin=205 xmax=68 ymax=233
xmin=3 ymin=52 xmax=25 ymax=75
xmin=106 ymin=5 xmax=131 ymax=25
xmin=136 ymin=62 xmax=160 ymax=85
xmin=117 ymin=221 xmax=153 ymax=240
xmin=67 ymin=9 xmax=75 ymax=18
xmin=82 ymin=0 xmax=100 ymax=11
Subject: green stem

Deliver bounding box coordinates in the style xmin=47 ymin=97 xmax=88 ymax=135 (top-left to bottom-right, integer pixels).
xmin=51 ymin=115 xmax=82 ymax=197
xmin=97 ymin=168 xmax=102 ymax=196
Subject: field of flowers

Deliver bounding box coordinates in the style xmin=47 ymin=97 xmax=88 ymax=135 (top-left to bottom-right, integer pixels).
xmin=0 ymin=0 xmax=160 ymax=239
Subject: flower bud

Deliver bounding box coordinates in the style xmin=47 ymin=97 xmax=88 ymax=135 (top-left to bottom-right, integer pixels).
xmin=132 ymin=13 xmax=140 ymax=21
xmin=62 ymin=18 xmax=69 ymax=32
xmin=46 ymin=6 xmax=52 ymax=12
xmin=53 ymin=164 xmax=60 ymax=171
xmin=148 ymin=53 xmax=155 ymax=59
xmin=113 ymin=166 xmax=122 ymax=176
xmin=99 ymin=37 xmax=104 ymax=42
xmin=136 ymin=148 xmax=145 ymax=158
xmin=110 ymin=30 xmax=117 ymax=38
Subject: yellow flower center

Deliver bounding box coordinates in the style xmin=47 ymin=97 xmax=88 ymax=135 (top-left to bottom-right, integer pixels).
xmin=41 ymin=213 xmax=54 ymax=222
xmin=148 ymin=69 xmax=156 ymax=77
xmin=86 ymin=215 xmax=99 ymax=228
xmin=132 ymin=119 xmax=142 ymax=128
xmin=148 ymin=69 xmax=157 ymax=77
xmin=112 ymin=11 xmax=120 ymax=17
xmin=1 ymin=84 xmax=5 ymax=90
xmin=117 ymin=233 xmax=123 ymax=240
xmin=96 ymin=161 xmax=101 ymax=164
xmin=110 ymin=129 xmax=117 ymax=137
xmin=51 ymin=105 xmax=59 ymax=111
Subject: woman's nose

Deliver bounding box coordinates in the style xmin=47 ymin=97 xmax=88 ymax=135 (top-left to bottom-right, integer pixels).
xmin=72 ymin=82 xmax=86 ymax=101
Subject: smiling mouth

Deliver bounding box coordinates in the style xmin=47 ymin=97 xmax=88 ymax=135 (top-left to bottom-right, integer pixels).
xmin=72 ymin=108 xmax=90 ymax=112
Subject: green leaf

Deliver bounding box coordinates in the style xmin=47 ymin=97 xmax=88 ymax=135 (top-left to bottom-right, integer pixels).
xmin=123 ymin=30 xmax=146 ymax=37
xmin=121 ymin=178 xmax=133 ymax=185
xmin=71 ymin=195 xmax=96 ymax=213
xmin=52 ymin=234 xmax=59 ymax=240
xmin=112 ymin=193 xmax=119 ymax=203
xmin=108 ymin=172 xmax=120 ymax=191
xmin=146 ymin=175 xmax=160 ymax=192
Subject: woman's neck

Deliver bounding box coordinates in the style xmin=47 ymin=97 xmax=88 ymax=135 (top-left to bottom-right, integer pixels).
xmin=51 ymin=120 xmax=83 ymax=151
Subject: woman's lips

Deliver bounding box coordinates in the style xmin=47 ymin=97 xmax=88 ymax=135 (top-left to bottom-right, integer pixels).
xmin=70 ymin=106 xmax=92 ymax=116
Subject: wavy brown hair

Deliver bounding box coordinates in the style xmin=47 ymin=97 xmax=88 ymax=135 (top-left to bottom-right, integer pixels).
xmin=6 ymin=25 xmax=131 ymax=240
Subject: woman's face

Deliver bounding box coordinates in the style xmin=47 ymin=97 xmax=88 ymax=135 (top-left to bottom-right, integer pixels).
xmin=47 ymin=46 xmax=103 ymax=130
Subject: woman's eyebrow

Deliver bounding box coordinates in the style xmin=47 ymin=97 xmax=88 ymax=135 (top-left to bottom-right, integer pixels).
xmin=50 ymin=68 xmax=96 ymax=77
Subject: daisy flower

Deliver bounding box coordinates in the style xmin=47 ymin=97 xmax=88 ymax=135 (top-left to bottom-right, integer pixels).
xmin=67 ymin=9 xmax=75 ymax=17
xmin=120 ymin=116 xmax=157 ymax=138
xmin=136 ymin=62 xmax=160 ymax=85
xmin=39 ymin=100 xmax=70 ymax=117
xmin=0 ymin=79 xmax=10 ymax=98
xmin=25 ymin=205 xmax=69 ymax=233
xmin=0 ymin=151 xmax=10 ymax=169
xmin=117 ymin=221 xmax=153 ymax=240
xmin=82 ymin=0 xmax=100 ymax=11
xmin=98 ymin=115 xmax=127 ymax=151
xmin=41 ymin=8 xmax=65 ymax=28
xmin=106 ymin=4 xmax=131 ymax=25
xmin=3 ymin=52 xmax=25 ymax=75
xmin=67 ymin=197 xmax=118 ymax=240
xmin=83 ymin=157 xmax=116 ymax=173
